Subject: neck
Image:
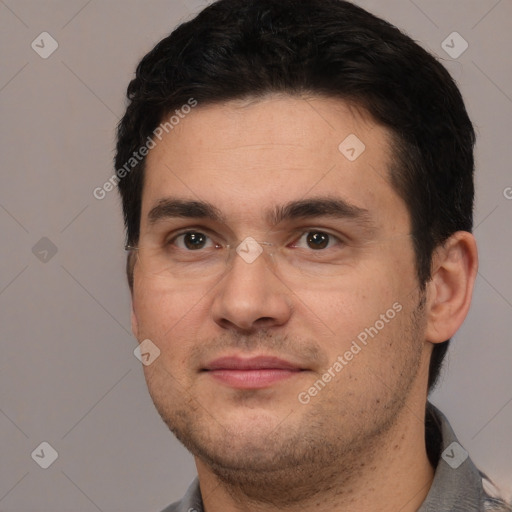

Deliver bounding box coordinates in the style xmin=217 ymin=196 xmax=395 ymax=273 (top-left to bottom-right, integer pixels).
xmin=195 ymin=399 xmax=434 ymax=512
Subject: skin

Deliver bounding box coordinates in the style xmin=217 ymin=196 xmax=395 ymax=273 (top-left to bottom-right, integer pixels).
xmin=130 ymin=94 xmax=478 ymax=512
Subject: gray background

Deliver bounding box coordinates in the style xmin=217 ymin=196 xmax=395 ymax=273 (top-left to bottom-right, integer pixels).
xmin=0 ymin=0 xmax=511 ymax=510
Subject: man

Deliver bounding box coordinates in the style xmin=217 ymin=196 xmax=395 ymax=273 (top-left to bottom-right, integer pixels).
xmin=115 ymin=0 xmax=510 ymax=510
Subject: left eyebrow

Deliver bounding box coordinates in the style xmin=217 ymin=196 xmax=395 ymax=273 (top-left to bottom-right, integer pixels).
xmin=267 ymin=197 xmax=375 ymax=229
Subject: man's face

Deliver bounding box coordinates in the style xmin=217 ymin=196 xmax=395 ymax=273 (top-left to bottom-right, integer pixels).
xmin=131 ymin=95 xmax=430 ymax=487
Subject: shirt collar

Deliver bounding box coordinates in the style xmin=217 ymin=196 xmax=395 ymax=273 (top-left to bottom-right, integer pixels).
xmin=418 ymin=401 xmax=485 ymax=511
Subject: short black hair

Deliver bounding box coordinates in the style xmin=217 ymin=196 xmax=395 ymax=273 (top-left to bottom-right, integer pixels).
xmin=115 ymin=0 xmax=476 ymax=392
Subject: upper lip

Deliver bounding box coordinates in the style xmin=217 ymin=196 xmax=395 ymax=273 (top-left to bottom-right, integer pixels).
xmin=203 ymin=355 xmax=304 ymax=371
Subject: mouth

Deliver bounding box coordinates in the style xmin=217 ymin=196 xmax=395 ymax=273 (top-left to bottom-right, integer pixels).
xmin=202 ymin=355 xmax=307 ymax=389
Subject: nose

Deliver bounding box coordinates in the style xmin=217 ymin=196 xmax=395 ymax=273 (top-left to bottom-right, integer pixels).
xmin=211 ymin=247 xmax=293 ymax=333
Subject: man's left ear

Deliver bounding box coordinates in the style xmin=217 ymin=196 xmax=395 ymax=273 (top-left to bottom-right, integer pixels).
xmin=424 ymin=231 xmax=478 ymax=344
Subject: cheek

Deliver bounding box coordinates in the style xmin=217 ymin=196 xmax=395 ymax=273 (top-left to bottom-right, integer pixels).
xmin=299 ymin=254 xmax=418 ymax=367
xmin=302 ymin=269 xmax=401 ymax=332
xmin=134 ymin=282 xmax=209 ymax=387
xmin=132 ymin=274 xmax=210 ymax=346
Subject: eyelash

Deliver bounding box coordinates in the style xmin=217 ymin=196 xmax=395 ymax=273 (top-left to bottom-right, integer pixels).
xmin=168 ymin=230 xmax=220 ymax=249
xmin=166 ymin=229 xmax=345 ymax=250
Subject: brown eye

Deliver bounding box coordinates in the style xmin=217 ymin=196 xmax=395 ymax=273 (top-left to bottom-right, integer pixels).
xmin=172 ymin=231 xmax=213 ymax=250
xmin=184 ymin=232 xmax=207 ymax=249
xmin=306 ymin=231 xmax=330 ymax=250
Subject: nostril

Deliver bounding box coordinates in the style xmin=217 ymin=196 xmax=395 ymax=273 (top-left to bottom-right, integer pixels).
xmin=254 ymin=317 xmax=277 ymax=328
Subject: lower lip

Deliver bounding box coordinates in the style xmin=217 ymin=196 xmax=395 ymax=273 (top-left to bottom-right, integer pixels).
xmin=206 ymin=369 xmax=302 ymax=389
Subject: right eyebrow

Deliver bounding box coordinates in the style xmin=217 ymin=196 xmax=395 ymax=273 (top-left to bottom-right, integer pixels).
xmin=147 ymin=198 xmax=226 ymax=225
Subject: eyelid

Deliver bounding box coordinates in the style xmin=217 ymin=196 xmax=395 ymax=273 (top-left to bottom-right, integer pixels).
xmin=166 ymin=228 xmax=222 ymax=248
xmin=164 ymin=226 xmax=222 ymax=244
xmin=286 ymin=228 xmax=347 ymax=247
xmin=164 ymin=226 xmax=350 ymax=248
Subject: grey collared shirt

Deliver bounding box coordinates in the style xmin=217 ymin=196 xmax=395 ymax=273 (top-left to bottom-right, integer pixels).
xmin=160 ymin=403 xmax=510 ymax=512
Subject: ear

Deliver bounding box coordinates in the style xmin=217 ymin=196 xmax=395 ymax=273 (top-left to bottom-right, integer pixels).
xmin=424 ymin=231 xmax=478 ymax=344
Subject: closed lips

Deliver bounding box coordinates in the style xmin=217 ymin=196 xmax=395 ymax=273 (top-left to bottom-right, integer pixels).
xmin=203 ymin=356 xmax=304 ymax=371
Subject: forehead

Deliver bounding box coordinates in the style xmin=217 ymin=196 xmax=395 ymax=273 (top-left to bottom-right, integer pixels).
xmin=141 ymin=94 xmax=408 ymax=231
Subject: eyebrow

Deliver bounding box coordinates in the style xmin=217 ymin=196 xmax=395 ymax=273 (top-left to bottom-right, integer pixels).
xmin=147 ymin=196 xmax=373 ymax=228
xmin=267 ymin=197 xmax=372 ymax=227
xmin=148 ymin=199 xmax=225 ymax=225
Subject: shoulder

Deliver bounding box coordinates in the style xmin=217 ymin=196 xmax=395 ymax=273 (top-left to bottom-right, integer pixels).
xmin=158 ymin=478 xmax=202 ymax=512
